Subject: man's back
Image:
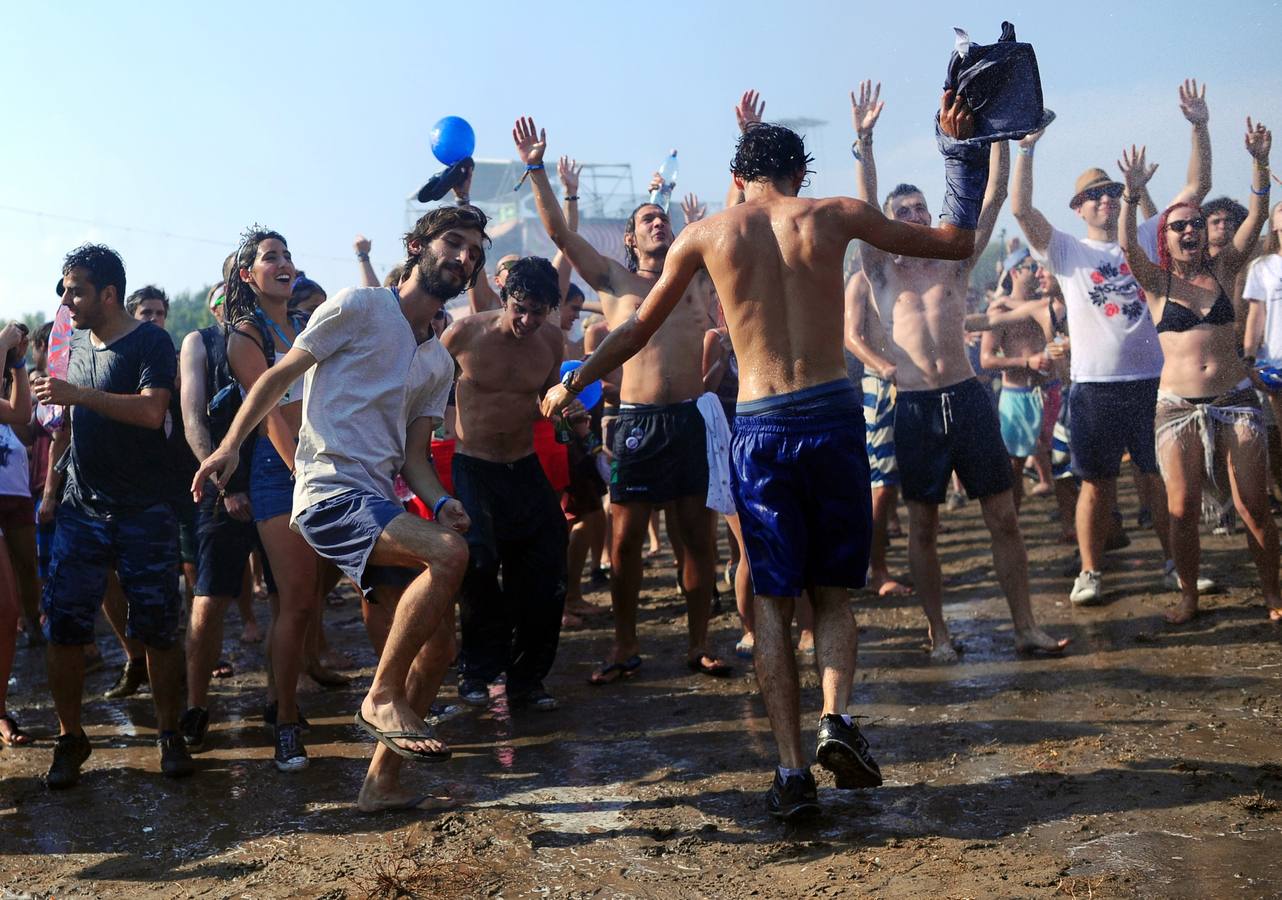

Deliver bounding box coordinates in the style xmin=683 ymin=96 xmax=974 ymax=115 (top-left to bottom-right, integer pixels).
xmin=696 ymin=197 xmax=850 ymax=403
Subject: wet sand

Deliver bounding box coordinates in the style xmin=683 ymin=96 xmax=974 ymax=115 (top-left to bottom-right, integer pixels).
xmin=2 ymin=483 xmax=1281 ymax=899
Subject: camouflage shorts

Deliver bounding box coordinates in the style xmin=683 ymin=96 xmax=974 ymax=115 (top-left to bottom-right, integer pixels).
xmin=42 ymin=502 xmax=181 ymax=648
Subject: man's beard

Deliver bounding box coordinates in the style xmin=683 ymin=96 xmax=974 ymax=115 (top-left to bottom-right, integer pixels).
xmin=418 ymin=250 xmax=468 ymax=301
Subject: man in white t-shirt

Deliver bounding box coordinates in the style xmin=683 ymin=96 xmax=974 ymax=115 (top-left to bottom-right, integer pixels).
xmin=1244 ymin=203 xmax=1282 ymax=413
xmin=1011 ymin=80 xmax=1214 ymax=606
xmin=194 ymin=205 xmax=489 ymax=812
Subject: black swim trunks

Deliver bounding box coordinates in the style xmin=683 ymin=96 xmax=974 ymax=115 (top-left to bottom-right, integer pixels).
xmin=894 ymin=377 xmax=1012 ymax=505
xmin=609 ymin=400 xmax=708 ymax=505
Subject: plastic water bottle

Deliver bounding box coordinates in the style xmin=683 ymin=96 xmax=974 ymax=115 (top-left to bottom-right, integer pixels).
xmin=649 ymin=150 xmax=678 ymax=212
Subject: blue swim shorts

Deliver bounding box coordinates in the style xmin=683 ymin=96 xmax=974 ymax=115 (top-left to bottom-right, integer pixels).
xmin=998 ymin=384 xmax=1044 ymax=459
xmin=42 ymin=501 xmax=181 ymax=647
xmin=731 ymin=379 xmax=872 ymax=598
xmin=294 ymin=489 xmax=419 ymax=598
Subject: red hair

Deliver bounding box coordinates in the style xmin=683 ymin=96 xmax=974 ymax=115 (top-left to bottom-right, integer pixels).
xmin=1155 ymin=201 xmax=1204 ymax=271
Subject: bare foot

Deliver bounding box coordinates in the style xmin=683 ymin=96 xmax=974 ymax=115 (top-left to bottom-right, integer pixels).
xmin=869 ymin=573 xmax=912 ymax=597
xmin=359 ymin=695 xmax=448 ymax=757
xmin=1014 ymin=627 xmax=1071 ymax=656
xmin=796 ymin=631 xmax=815 ymax=656
xmin=357 ymin=776 xmax=461 ymax=814
xmin=240 ymin=621 xmax=263 ymax=644
xmin=929 ymin=641 xmax=960 ymax=663
xmin=1029 ymin=483 xmax=1053 ymax=498
xmin=561 ymin=611 xmax=584 ymax=629
xmin=1165 ymin=597 xmax=1199 ymax=625
xmin=1269 ymin=600 xmax=1282 ymax=623
xmin=566 ymin=597 xmax=608 ymax=617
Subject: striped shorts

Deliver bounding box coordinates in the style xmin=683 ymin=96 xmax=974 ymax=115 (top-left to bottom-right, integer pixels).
xmin=862 ymin=373 xmax=899 ymax=488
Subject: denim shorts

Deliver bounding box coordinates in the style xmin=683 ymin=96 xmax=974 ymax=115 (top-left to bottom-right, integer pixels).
xmin=42 ymin=502 xmax=181 ymax=647
xmin=250 ymin=437 xmax=295 ymax=522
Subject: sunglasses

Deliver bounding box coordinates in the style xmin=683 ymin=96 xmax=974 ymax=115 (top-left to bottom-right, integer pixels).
xmin=1166 ymin=217 xmax=1206 ymax=234
xmin=1014 ymin=261 xmax=1040 ymax=273
xmin=1078 ymin=184 xmax=1124 ymax=203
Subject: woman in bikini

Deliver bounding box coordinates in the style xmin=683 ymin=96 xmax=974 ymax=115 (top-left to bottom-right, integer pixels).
xmin=223 ymin=229 xmax=321 ymax=770
xmin=1118 ymin=119 xmax=1279 ymax=625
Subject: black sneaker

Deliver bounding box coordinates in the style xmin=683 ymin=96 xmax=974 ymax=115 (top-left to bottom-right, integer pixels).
xmin=766 ymin=769 xmax=820 ymax=820
xmin=46 ymin=732 xmax=92 ymax=790
xmin=263 ymin=702 xmax=310 ymax=733
xmin=458 ymin=679 xmax=490 ymax=707
xmin=103 ymin=659 xmax=148 ymax=699
xmin=815 ymin=714 xmax=883 ymax=789
xmin=273 ymin=723 xmax=309 ymax=773
xmin=179 ymin=706 xmax=210 ymax=752
xmin=508 ymin=686 xmax=559 ymax=711
xmin=158 ymin=732 xmax=195 ymax=778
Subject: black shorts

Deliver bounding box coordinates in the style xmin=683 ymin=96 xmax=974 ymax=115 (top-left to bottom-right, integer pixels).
xmin=1067 ymin=379 xmax=1160 ymax=479
xmin=176 ymin=494 xmax=198 ymax=565
xmin=609 ymin=400 xmax=708 ymax=505
xmin=194 ymin=492 xmax=257 ymax=599
xmin=894 ymin=377 xmax=1012 ymax=505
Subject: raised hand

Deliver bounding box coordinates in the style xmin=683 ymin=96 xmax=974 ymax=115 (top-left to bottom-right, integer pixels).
xmin=512 ymin=116 xmax=547 ymax=167
xmin=1178 ymin=79 xmax=1208 ymax=126
xmin=1018 ymin=127 xmax=1045 ymax=150
xmin=647 ymin=171 xmax=664 ymax=195
xmin=353 ymin=235 xmax=372 ymax=255
xmin=558 ymin=156 xmax=583 ymax=196
xmin=939 ymin=90 xmax=974 ymax=140
xmin=850 ymin=80 xmax=884 ymax=139
xmin=453 ymin=159 xmax=474 ymax=199
xmin=735 ymin=89 xmax=765 ymax=133
xmin=1245 ymin=117 xmax=1272 ymax=163
xmin=1117 ymin=144 xmax=1158 ymax=192
xmin=681 ymin=193 xmax=707 ymax=224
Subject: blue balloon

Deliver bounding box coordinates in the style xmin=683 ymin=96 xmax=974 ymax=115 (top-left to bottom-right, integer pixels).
xmin=431 ymin=116 xmax=476 ymax=166
xmin=560 ymin=360 xmax=602 ymax=412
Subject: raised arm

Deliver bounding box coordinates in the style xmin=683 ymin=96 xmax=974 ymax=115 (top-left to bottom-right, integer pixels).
xmin=1170 ymin=79 xmax=1213 ymax=207
xmin=514 ymin=117 xmax=616 ymax=291
xmin=354 ymin=235 xmax=379 ymax=288
xmin=0 ymin=326 xmax=30 ymax=426
xmin=1117 ymin=145 xmax=1165 ymax=296
xmin=840 ymin=198 xmax=974 ymax=261
xmin=726 ymin=90 xmax=764 ymax=209
xmin=967 ymin=142 xmax=1011 ymax=269
xmin=1218 ymin=118 xmax=1272 ymax=274
xmin=1011 ymin=129 xmax=1053 ymax=253
xmin=850 ymin=80 xmax=883 ymax=204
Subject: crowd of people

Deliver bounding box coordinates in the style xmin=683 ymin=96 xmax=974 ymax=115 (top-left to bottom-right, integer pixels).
xmin=0 ymin=76 xmax=1277 ymax=822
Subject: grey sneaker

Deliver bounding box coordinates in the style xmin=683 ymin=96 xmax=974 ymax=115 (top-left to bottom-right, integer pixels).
xmin=1070 ymin=570 xmax=1102 ymax=606
xmin=1163 ymin=567 xmax=1217 ymax=593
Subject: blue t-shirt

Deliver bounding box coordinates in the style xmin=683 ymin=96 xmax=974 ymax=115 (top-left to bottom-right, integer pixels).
xmin=63 ymin=322 xmax=177 ymax=515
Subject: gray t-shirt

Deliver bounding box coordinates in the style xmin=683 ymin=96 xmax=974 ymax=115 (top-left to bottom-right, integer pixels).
xmin=290 ymin=287 xmax=454 ymax=521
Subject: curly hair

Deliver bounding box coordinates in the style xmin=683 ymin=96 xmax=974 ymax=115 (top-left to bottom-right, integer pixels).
xmin=62 ymin=243 xmax=127 ymax=303
xmin=1202 ymin=195 xmax=1249 ymax=232
xmin=402 ymin=205 xmax=491 ymax=288
xmin=730 ymin=123 xmax=813 ymax=186
xmin=622 ymin=202 xmax=666 ymax=273
xmin=500 ymin=256 xmax=561 ymax=309
xmin=224 ymin=227 xmax=288 ymax=326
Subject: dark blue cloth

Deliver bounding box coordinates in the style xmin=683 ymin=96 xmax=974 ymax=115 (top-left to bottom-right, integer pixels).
xmin=42 ymin=501 xmax=180 ymax=647
xmin=731 ymin=380 xmax=872 ymax=598
xmin=294 ymin=488 xmax=410 ymax=597
xmin=62 ymin=323 xmax=176 ymax=516
xmin=249 ymin=437 xmax=294 ymax=522
xmin=194 ymin=491 xmax=258 ymax=598
xmin=894 ymin=377 xmax=1012 ymax=504
xmin=1067 ymin=380 xmax=1160 ymax=479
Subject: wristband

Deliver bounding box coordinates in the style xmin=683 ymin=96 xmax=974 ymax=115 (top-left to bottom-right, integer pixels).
xmin=12 ymin=358 xmax=25 ymax=370
xmin=455 ymin=194 xmax=470 ymax=205
xmin=1017 ymin=145 xmax=1035 ymax=156
xmin=1251 ymin=185 xmax=1271 ymax=196
xmin=526 ymin=164 xmax=544 ymax=171
xmin=432 ymin=495 xmax=454 ymax=519
xmin=1122 ymin=193 xmax=1140 ymax=204
xmin=561 ymin=369 xmax=583 ymax=395
xmin=564 ymin=195 xmax=580 ymax=202
xmin=356 ymin=251 xmax=370 ymax=262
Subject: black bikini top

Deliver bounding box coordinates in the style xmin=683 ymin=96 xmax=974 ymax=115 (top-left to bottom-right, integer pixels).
xmin=1155 ymin=269 xmax=1235 ymax=334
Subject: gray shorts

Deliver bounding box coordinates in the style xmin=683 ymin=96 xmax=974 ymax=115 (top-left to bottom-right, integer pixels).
xmin=294 ymin=489 xmax=417 ymax=598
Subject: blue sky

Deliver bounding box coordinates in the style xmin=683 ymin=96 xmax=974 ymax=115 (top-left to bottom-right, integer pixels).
xmin=2 ymin=0 xmax=1279 ymax=321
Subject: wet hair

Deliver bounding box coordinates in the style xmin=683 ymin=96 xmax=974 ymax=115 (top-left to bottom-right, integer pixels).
xmin=62 ymin=243 xmax=126 ymax=304
xmin=622 ymin=202 xmax=666 ymax=273
xmin=225 ymin=227 xmax=288 ymax=325
xmin=884 ymin=183 xmax=925 ymax=215
xmin=500 ymin=256 xmax=561 ymax=310
xmin=33 ymin=321 xmax=53 ymax=350
xmin=383 ymin=264 xmax=404 ymax=288
xmin=1202 ymin=196 xmax=1249 ymax=232
xmin=124 ymin=285 xmax=169 ymax=317
xmin=402 ymin=205 xmax=490 ymax=288
xmin=1156 ymin=201 xmax=1205 ymax=271
xmin=565 ymin=283 xmax=585 ymax=304
xmin=730 ymin=123 xmax=813 ymax=186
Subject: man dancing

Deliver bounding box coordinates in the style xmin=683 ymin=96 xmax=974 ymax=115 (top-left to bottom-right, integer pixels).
xmin=544 ymin=92 xmax=992 ymax=819
xmin=194 ymin=206 xmax=485 ymax=811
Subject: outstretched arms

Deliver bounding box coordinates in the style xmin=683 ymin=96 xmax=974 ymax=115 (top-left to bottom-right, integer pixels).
xmin=726 ymin=90 xmax=764 ymax=209
xmin=1170 ymin=79 xmax=1214 ymax=207
xmin=1117 ymin=145 xmax=1164 ymax=297
xmin=1011 ymin=129 xmax=1053 ymax=253
xmin=354 ymin=235 xmax=379 ymax=288
xmin=850 ymin=80 xmax=883 ymax=205
xmin=1219 ymin=119 xmax=1273 ymax=274
xmin=967 ymin=142 xmax=1011 ymax=269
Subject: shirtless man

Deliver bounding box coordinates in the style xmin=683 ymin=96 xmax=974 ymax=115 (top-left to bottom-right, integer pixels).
xmin=194 ymin=205 xmax=482 ymax=812
xmin=849 ymin=80 xmax=1068 ymax=662
xmin=981 ymin=247 xmax=1054 ymax=512
xmin=514 ymin=116 xmax=730 ymax=684
xmin=843 ymin=270 xmax=910 ymax=595
xmin=443 ymin=256 xmax=569 ymax=710
xmin=545 ymin=93 xmax=991 ymax=819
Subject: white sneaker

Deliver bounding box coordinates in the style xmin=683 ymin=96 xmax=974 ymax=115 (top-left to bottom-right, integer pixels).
xmin=1070 ymin=570 xmax=1102 ymax=606
xmin=1163 ymin=567 xmax=1217 ymax=593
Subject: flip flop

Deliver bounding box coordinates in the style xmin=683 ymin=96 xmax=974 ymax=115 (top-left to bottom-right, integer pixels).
xmin=353 ymin=711 xmax=452 ymax=762
xmin=0 ymin=713 xmax=31 ymax=747
xmin=211 ymin=660 xmax=234 ymax=679
xmin=688 ymin=654 xmax=733 ymax=678
xmin=588 ymin=654 xmax=642 ymax=686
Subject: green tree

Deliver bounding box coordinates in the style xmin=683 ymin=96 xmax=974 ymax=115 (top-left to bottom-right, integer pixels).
xmin=163 ymin=287 xmax=216 ymax=347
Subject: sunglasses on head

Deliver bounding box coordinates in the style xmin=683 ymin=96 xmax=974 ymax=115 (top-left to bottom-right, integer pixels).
xmin=1166 ymin=217 xmax=1206 ymax=234
xmin=1079 ymin=184 xmax=1124 ymax=203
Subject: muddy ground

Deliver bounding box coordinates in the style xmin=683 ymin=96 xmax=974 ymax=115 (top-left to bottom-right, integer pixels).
xmin=2 ymin=482 xmax=1281 ymax=899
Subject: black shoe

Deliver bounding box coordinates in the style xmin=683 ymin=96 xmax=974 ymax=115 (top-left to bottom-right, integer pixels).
xmin=158 ymin=732 xmax=195 ymax=778
xmin=766 ymin=769 xmax=820 ymax=820
xmin=816 ymin=714 xmax=883 ymax=789
xmin=273 ymin=723 xmax=309 ymax=773
xmin=179 ymin=706 xmax=210 ymax=752
xmin=458 ymin=679 xmax=490 ymax=707
xmin=46 ymin=732 xmax=92 ymax=790
xmin=508 ymin=686 xmax=559 ymax=711
xmin=103 ymin=659 xmax=148 ymax=699
xmin=263 ymin=702 xmax=310 ymax=733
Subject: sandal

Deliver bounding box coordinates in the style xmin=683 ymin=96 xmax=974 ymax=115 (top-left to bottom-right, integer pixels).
xmin=688 ymin=654 xmax=733 ymax=678
xmin=0 ymin=713 xmax=32 ymax=747
xmin=588 ymin=654 xmax=642 ymax=686
xmin=353 ymin=711 xmax=451 ymax=762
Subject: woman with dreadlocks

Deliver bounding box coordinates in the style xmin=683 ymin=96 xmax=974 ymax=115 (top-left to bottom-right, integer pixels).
xmin=1118 ymin=119 xmax=1279 ymax=625
xmin=223 ymin=228 xmax=320 ymax=770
